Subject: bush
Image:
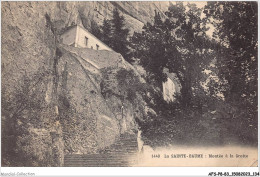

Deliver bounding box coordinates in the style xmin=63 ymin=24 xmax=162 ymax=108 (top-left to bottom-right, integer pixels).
xmin=138 ymin=87 xmax=257 ymax=147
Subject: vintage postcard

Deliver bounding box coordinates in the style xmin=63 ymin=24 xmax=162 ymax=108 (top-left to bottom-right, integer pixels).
xmin=1 ymin=0 xmax=258 ymax=172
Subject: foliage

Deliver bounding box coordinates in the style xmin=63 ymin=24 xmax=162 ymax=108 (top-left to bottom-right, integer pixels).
xmin=204 ymin=2 xmax=257 ymax=102
xmin=110 ymin=9 xmax=131 ymax=62
xmin=101 ymin=19 xmax=113 ymax=47
xmin=132 ymin=4 xmax=214 ymax=108
xmin=90 ymin=20 xmax=102 ymax=39
xmin=97 ymin=9 xmax=132 ymax=63
xmin=116 ymin=68 xmax=148 ymax=104
xmin=132 ymin=2 xmax=257 ymax=146
xmin=131 ymin=11 xmax=168 ymax=85
xmin=204 ymin=1 xmax=258 ymax=143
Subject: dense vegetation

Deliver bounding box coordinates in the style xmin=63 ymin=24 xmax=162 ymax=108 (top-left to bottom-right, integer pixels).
xmin=91 ymin=9 xmax=132 ymax=62
xmin=94 ymin=3 xmax=258 ymax=147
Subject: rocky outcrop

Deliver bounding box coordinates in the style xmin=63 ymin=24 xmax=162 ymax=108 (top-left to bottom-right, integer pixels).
xmin=1 ymin=1 xmax=148 ymax=166
xmin=1 ymin=2 xmax=170 ymax=37
xmin=2 ymin=2 xmax=64 ymax=167
xmin=75 ymin=1 xmax=170 ymax=34
xmin=58 ymin=45 xmax=145 ymax=154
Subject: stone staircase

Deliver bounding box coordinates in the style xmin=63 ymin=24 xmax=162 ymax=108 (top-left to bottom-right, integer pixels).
xmin=64 ymin=133 xmax=138 ymax=167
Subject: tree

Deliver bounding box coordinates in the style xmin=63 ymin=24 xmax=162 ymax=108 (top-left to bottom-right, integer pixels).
xmin=204 ymin=2 xmax=257 ymax=102
xmin=204 ymin=2 xmax=258 ymax=144
xmin=101 ymin=19 xmax=112 ymax=47
xmin=132 ymin=3 xmax=213 ymax=108
xmin=98 ymin=9 xmax=132 ymax=62
xmin=131 ymin=10 xmax=170 ymax=85
xmin=110 ymin=9 xmax=131 ymax=62
xmin=130 ymin=2 xmax=258 ymax=146
xmin=90 ymin=20 xmax=102 ymax=39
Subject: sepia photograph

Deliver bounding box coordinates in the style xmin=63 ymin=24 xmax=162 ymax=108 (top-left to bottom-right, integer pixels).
xmin=1 ymin=0 xmax=258 ymax=170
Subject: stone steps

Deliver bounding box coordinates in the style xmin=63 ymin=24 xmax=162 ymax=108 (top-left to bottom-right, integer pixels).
xmin=64 ymin=132 xmax=138 ymax=167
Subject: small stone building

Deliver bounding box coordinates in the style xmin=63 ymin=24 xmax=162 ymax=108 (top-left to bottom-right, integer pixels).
xmin=61 ymin=25 xmax=113 ymax=51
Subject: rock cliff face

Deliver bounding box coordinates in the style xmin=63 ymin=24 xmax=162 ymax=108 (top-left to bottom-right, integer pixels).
xmin=2 ymin=2 xmax=64 ymax=166
xmin=48 ymin=1 xmax=170 ymax=34
xmin=58 ymin=45 xmax=145 ymax=154
xmin=75 ymin=1 xmax=170 ymax=34
xmin=2 ymin=1 xmax=151 ymax=166
xmin=2 ymin=1 xmax=170 ymax=36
